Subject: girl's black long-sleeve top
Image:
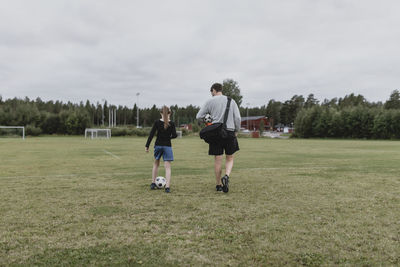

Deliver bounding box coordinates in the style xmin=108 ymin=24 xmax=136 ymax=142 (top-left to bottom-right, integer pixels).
xmin=145 ymin=120 xmax=177 ymax=147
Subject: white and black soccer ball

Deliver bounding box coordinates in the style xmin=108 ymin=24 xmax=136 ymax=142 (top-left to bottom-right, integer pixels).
xmin=204 ymin=114 xmax=212 ymax=123
xmin=155 ymin=176 xmax=166 ymax=188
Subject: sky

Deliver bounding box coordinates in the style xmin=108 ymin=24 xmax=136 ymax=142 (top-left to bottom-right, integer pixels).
xmin=1 ymin=0 xmax=400 ymax=108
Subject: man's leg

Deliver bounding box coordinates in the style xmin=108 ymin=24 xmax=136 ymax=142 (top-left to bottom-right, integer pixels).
xmin=221 ymin=134 xmax=239 ymax=193
xmin=221 ymin=154 xmax=234 ymax=193
xmin=214 ymin=155 xmax=223 ymax=185
xmin=225 ymin=154 xmax=234 ymax=176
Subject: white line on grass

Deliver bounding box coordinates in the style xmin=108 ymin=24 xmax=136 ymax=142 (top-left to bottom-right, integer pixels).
xmin=103 ymin=149 xmax=120 ymax=159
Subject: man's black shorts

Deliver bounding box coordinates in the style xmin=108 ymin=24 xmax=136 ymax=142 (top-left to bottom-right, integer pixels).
xmin=208 ymin=131 xmax=239 ymax=156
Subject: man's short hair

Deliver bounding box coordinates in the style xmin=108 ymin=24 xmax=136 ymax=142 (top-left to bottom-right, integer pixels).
xmin=210 ymin=83 xmax=222 ymax=92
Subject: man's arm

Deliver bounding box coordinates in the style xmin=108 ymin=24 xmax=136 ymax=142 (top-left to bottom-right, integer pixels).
xmin=196 ymin=100 xmax=209 ymax=121
xmin=232 ymin=101 xmax=241 ymax=132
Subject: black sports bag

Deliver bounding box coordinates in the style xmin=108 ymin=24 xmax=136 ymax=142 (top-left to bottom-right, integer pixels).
xmin=199 ymin=97 xmax=231 ymax=144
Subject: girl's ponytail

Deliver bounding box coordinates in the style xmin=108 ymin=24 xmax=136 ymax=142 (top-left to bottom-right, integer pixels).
xmin=161 ymin=106 xmax=170 ymax=129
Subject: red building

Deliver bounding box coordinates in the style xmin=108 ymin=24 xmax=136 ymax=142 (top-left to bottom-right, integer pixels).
xmin=241 ymin=116 xmax=269 ymax=131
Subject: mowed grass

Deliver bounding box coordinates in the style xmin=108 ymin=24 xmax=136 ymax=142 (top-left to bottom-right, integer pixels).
xmin=0 ymin=136 xmax=399 ymax=266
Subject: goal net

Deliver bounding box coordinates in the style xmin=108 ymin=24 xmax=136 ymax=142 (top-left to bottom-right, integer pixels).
xmin=0 ymin=126 xmax=25 ymax=139
xmin=85 ymin=128 xmax=111 ymax=139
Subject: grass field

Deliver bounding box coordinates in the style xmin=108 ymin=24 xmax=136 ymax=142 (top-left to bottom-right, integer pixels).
xmin=1 ymin=136 xmax=399 ymax=266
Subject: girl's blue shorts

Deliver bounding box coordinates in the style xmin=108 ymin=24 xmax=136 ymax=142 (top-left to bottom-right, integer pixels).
xmin=154 ymin=146 xmax=174 ymax=161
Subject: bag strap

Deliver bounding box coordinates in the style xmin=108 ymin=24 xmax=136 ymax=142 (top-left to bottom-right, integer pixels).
xmin=223 ymin=97 xmax=232 ymax=127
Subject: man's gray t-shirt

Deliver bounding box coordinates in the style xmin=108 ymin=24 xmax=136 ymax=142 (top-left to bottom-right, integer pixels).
xmin=196 ymin=95 xmax=241 ymax=132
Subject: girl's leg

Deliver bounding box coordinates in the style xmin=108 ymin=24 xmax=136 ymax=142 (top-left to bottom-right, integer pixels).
xmin=152 ymin=159 xmax=160 ymax=182
xmin=164 ymin=161 xmax=171 ymax=188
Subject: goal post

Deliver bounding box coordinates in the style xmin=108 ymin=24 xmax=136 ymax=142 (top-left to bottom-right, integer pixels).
xmin=0 ymin=126 xmax=25 ymax=140
xmin=85 ymin=128 xmax=111 ymax=139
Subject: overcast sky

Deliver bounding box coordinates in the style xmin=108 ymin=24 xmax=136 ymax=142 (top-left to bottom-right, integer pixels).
xmin=1 ymin=0 xmax=400 ymax=108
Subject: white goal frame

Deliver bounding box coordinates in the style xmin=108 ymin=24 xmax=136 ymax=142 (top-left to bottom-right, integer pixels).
xmin=85 ymin=128 xmax=111 ymax=139
xmin=0 ymin=126 xmax=25 ymax=140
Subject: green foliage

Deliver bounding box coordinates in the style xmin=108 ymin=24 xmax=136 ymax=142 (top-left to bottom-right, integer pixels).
xmin=384 ymin=90 xmax=400 ymax=109
xmin=338 ymin=93 xmax=367 ymax=109
xmin=111 ymin=127 xmax=129 ymax=136
xmin=259 ymin=119 xmax=265 ymax=134
xmin=281 ymin=95 xmax=305 ymax=125
xmin=131 ymin=127 xmax=151 ymax=136
xmin=266 ymin=100 xmax=281 ymax=127
xmin=348 ymin=106 xmax=375 ymax=138
xmin=321 ymin=97 xmax=338 ymax=108
xmin=0 ymin=127 xmax=23 ymax=137
xmin=294 ymin=106 xmax=321 ymax=138
xmin=1 ymin=90 xmax=400 ymax=138
xmin=66 ymin=111 xmax=91 ymax=135
xmin=25 ymin=124 xmax=42 ymax=136
xmin=39 ymin=112 xmax=61 ymax=134
xmin=15 ymin=103 xmax=40 ymax=126
xmin=191 ymin=121 xmax=201 ymax=133
xmin=110 ymin=127 xmax=151 ymax=137
xmin=304 ymin=94 xmax=319 ymax=109
xmin=180 ymin=128 xmax=189 ymax=136
xmin=0 ymin=97 xmax=202 ymax=135
xmin=289 ymin=92 xmax=400 ymax=139
xmin=294 ymin=106 xmax=400 ymax=139
xmin=0 ymin=107 xmax=7 ymax=124
xmin=222 ymin=79 xmax=243 ymax=107
xmin=372 ymin=110 xmax=398 ymax=139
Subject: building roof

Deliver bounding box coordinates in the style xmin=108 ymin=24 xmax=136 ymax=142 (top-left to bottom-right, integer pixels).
xmin=241 ymin=116 xmax=267 ymax=121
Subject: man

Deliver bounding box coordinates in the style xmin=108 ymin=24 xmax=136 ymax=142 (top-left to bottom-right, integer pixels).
xmin=196 ymin=82 xmax=241 ymax=193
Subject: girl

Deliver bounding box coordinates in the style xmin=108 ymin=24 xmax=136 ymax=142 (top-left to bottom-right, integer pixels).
xmin=145 ymin=106 xmax=177 ymax=193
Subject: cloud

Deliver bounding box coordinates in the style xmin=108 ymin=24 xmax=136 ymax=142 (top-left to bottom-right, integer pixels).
xmin=1 ymin=0 xmax=400 ymax=108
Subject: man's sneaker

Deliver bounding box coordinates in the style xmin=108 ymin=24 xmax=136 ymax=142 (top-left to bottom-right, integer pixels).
xmin=221 ymin=175 xmax=229 ymax=193
xmin=150 ymin=183 xmax=157 ymax=190
xmin=216 ymin=185 xmax=223 ymax=192
xmin=165 ymin=187 xmax=170 ymax=193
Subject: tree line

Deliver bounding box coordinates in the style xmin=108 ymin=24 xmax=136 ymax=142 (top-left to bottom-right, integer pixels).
xmin=0 ymin=96 xmax=203 ymax=136
xmin=0 ymin=79 xmax=244 ymax=136
xmin=265 ymin=90 xmax=400 ymax=139
xmin=292 ymin=91 xmax=400 ymax=139
xmin=239 ymin=89 xmax=400 ymax=139
xmin=1 ymin=83 xmax=400 ymax=138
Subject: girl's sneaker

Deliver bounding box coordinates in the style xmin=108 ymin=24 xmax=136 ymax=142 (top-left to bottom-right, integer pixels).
xmin=165 ymin=187 xmax=170 ymax=193
xmin=150 ymin=183 xmax=157 ymax=190
xmin=216 ymin=185 xmax=223 ymax=192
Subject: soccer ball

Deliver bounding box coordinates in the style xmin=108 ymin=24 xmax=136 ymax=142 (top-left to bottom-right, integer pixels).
xmin=204 ymin=114 xmax=212 ymax=123
xmin=155 ymin=176 xmax=166 ymax=188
